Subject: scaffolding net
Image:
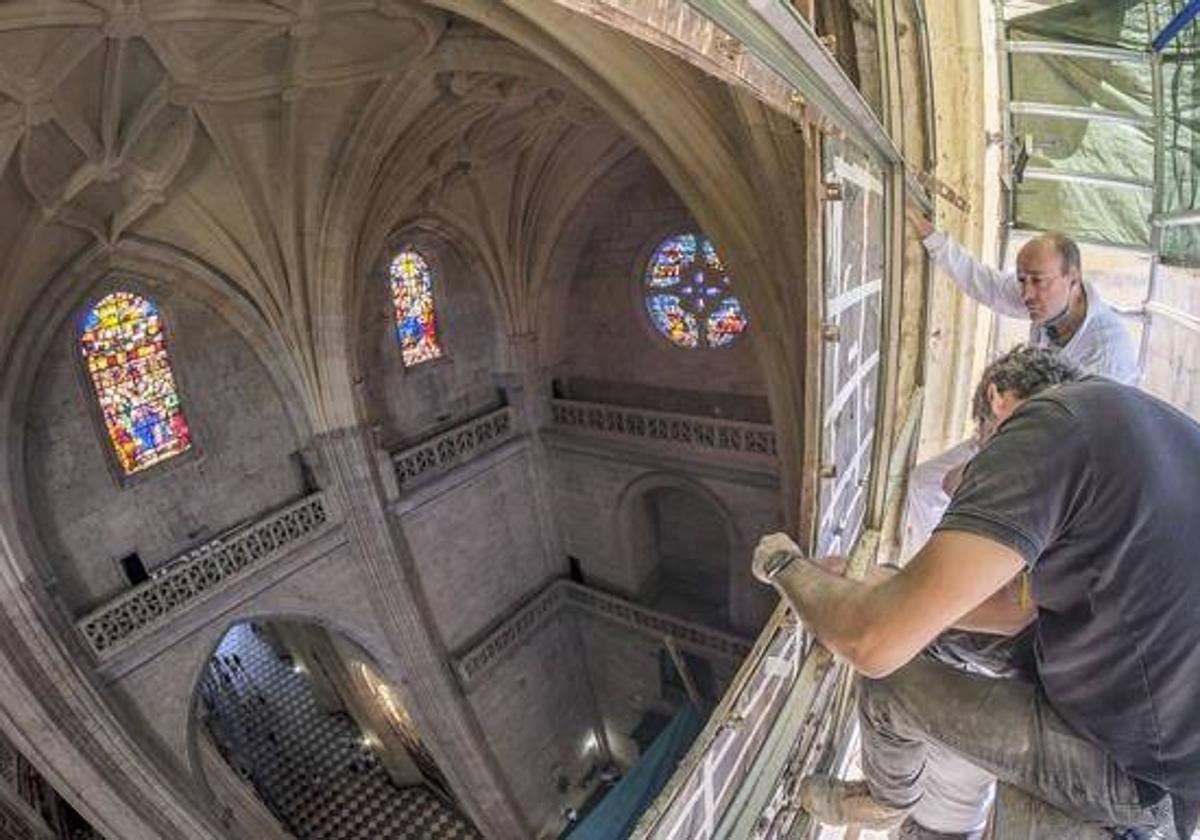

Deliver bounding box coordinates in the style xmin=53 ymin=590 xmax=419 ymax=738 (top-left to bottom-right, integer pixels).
xmin=999 ymin=0 xmax=1200 ymax=417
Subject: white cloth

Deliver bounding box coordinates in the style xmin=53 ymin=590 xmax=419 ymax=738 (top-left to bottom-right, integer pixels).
xmin=922 ymin=231 xmax=1140 ymax=384
xmin=900 ymin=440 xmax=994 ymax=836
xmin=899 ymin=440 xmax=979 ymax=564
xmin=895 ymin=233 xmax=1141 ymax=834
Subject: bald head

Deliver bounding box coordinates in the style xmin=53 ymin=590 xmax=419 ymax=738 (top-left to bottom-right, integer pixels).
xmin=1023 ymin=233 xmax=1081 ymax=277
xmin=1015 ymin=232 xmax=1083 ymax=325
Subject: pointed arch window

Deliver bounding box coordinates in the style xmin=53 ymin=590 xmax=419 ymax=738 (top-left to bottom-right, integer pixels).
xmin=389 ymin=248 xmax=443 ymax=367
xmin=79 ymin=291 xmax=193 ymax=475
xmin=644 ymin=233 xmax=749 ymax=349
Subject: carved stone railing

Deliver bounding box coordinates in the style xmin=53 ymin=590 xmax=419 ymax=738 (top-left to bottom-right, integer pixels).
xmin=563 ymin=585 xmax=751 ymax=662
xmin=550 ymin=399 xmax=777 ymax=460
xmin=77 ymin=493 xmax=331 ymax=655
xmin=391 ymin=406 xmax=516 ymax=489
xmin=455 ymin=579 xmax=753 ymax=688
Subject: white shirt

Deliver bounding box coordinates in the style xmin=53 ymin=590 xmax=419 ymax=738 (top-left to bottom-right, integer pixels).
xmin=923 ymin=231 xmax=1140 ymax=385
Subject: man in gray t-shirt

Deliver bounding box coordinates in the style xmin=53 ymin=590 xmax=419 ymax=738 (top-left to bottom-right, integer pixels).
xmin=752 ymin=349 xmax=1200 ymax=838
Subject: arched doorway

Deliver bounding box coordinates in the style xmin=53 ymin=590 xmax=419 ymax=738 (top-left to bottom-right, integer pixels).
xmin=195 ymin=619 xmax=478 ymax=840
xmin=623 ymin=480 xmax=737 ymax=632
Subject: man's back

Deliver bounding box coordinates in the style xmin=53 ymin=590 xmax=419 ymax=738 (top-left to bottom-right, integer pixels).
xmin=940 ymin=379 xmax=1200 ymax=829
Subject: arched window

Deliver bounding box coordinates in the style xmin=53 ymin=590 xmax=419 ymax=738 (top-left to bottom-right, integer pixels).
xmin=388 ymin=248 xmax=443 ymax=367
xmin=78 ymin=291 xmax=192 ymax=475
xmin=644 ymin=233 xmax=749 ymax=349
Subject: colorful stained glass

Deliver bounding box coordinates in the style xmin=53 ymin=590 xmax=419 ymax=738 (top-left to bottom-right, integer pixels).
xmin=78 ymin=291 xmax=192 ymax=475
xmin=644 ymin=233 xmax=748 ymax=348
xmin=389 ymin=248 xmax=443 ymax=367
xmin=706 ymin=297 xmax=749 ymax=348
xmin=647 ymin=294 xmax=700 ymax=349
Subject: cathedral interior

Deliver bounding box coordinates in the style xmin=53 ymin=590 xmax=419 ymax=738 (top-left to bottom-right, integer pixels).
xmin=0 ymin=1 xmax=1196 ymax=839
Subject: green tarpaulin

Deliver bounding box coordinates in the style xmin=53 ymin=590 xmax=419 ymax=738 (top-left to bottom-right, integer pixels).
xmin=1006 ymin=0 xmax=1200 ymax=264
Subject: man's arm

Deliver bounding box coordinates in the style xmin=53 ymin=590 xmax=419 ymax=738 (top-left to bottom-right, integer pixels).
xmin=858 ymin=561 xmax=1035 ymax=636
xmin=754 ymin=531 xmax=1025 ymax=678
xmin=905 ymin=203 xmax=1026 ymax=318
xmin=954 ymin=576 xmax=1035 ymax=635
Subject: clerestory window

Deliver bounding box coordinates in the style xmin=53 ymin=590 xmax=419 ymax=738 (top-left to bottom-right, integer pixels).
xmin=78 ymin=291 xmax=193 ymax=475
xmin=388 ymin=248 xmax=443 ymax=367
xmin=643 ymin=233 xmax=749 ymax=349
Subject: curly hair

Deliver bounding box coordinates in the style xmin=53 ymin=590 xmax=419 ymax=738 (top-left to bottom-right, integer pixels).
xmin=971 ymin=345 xmax=1084 ymax=426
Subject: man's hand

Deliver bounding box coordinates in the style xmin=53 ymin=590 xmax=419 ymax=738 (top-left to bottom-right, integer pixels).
xmin=905 ymin=195 xmax=935 ymax=239
xmin=752 ymin=532 xmax=804 ymax=584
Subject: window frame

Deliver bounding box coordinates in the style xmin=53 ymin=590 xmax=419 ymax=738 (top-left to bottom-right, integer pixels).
xmin=634 ymin=228 xmax=751 ymax=352
xmin=73 ymin=280 xmax=202 ymax=489
xmin=385 ymin=243 xmax=449 ymax=371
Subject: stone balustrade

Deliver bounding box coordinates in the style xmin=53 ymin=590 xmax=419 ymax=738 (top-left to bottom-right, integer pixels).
xmin=77 ymin=493 xmax=331 ymax=655
xmin=550 ymin=399 xmax=777 ymax=459
xmin=455 ymin=579 xmax=753 ymax=687
xmin=391 ymin=406 xmax=516 ymax=489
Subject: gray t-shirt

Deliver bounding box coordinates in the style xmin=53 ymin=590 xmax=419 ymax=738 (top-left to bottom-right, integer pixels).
xmin=937 ymin=378 xmax=1200 ymax=835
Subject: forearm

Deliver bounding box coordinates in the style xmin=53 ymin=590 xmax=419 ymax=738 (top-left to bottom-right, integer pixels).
xmin=769 ymin=558 xmax=898 ymax=676
xmin=925 ymin=233 xmax=1027 ymax=318
xmin=753 ymin=531 xmax=1026 ymax=679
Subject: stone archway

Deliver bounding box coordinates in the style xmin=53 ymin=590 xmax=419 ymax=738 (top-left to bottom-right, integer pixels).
xmin=192 ymin=617 xmax=478 ymax=840
xmin=616 ymin=472 xmax=743 ymax=629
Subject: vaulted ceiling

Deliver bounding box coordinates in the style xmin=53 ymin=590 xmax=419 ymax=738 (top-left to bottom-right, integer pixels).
xmin=0 ymin=1 xmax=636 ymax=414
xmin=0 ymin=1 xmax=815 ymax=506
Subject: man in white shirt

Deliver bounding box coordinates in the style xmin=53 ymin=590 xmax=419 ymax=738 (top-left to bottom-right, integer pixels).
xmin=898 ymin=211 xmax=1139 ymax=840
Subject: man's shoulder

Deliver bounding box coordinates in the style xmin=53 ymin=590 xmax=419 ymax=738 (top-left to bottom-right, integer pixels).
xmin=1032 ymin=376 xmax=1129 ymax=406
xmin=1030 ymin=378 xmax=1162 ymax=435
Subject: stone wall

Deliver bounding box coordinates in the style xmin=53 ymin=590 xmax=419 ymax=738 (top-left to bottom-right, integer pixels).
xmin=546 ymin=442 xmax=780 ymax=636
xmin=577 ymin=612 xmax=738 ymax=760
xmin=24 ymin=283 xmax=305 ymax=614
xmin=358 ymin=231 xmax=504 ymax=450
xmin=464 ymin=612 xmax=601 ymax=839
xmin=560 ymin=167 xmax=769 ymax=420
xmin=396 ymin=443 xmax=559 ymax=652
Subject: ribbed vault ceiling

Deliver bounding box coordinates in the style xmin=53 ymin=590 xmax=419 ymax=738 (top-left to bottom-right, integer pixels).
xmin=0 ymin=0 xmax=631 ymax=392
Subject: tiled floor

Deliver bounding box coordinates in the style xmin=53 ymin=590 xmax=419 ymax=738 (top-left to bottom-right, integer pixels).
xmin=200 ymin=623 xmax=480 ymax=840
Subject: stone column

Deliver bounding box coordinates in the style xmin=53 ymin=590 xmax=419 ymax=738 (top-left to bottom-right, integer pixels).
xmin=314 ymin=425 xmax=529 ymax=839
xmin=498 ymin=331 xmax=565 ymax=579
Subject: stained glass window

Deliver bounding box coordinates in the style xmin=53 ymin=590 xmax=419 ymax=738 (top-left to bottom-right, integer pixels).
xmin=78 ymin=291 xmax=192 ymax=475
xmin=389 ymin=248 xmax=443 ymax=367
xmin=644 ymin=233 xmax=748 ymax=348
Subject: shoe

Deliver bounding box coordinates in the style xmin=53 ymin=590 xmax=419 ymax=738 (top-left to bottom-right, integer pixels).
xmin=895 ymin=815 xmax=977 ymax=839
xmin=797 ymin=776 xmax=911 ymax=830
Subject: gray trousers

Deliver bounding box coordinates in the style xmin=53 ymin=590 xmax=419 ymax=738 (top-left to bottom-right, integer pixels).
xmin=858 ymin=656 xmax=1175 ymax=836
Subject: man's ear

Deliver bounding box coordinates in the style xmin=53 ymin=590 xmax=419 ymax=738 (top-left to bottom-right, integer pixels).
xmin=987 ymin=382 xmax=1001 ymax=416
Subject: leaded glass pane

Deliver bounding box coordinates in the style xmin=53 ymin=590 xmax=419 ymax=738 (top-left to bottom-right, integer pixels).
xmin=389 ymin=249 xmax=443 ymax=367
xmin=643 ymin=233 xmax=748 ymax=348
xmin=78 ymin=291 xmax=192 ymax=475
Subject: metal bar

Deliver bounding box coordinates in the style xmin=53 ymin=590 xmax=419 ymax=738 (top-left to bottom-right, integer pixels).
xmin=664 ymin=636 xmax=704 ymax=707
xmin=1153 ymin=209 xmax=1200 ymax=227
xmin=1007 ymin=223 xmax=1157 ymax=254
xmin=1162 ymin=48 xmax=1200 ymax=61
xmin=689 ymin=0 xmax=899 ymax=164
xmin=1142 ymin=0 xmax=1167 ymax=376
xmin=1152 ymin=0 xmax=1200 ymax=52
xmin=1009 ymin=100 xmax=1154 ymax=127
xmin=1020 ymin=167 xmax=1154 ymax=190
xmin=1006 ymin=39 xmax=1150 ymax=62
xmin=688 ymin=0 xmax=934 ymax=211
xmin=1147 ymin=300 xmax=1200 ymax=333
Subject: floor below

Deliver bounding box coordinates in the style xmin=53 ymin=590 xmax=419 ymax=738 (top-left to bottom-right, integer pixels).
xmin=200 ymin=623 xmax=480 ymax=840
